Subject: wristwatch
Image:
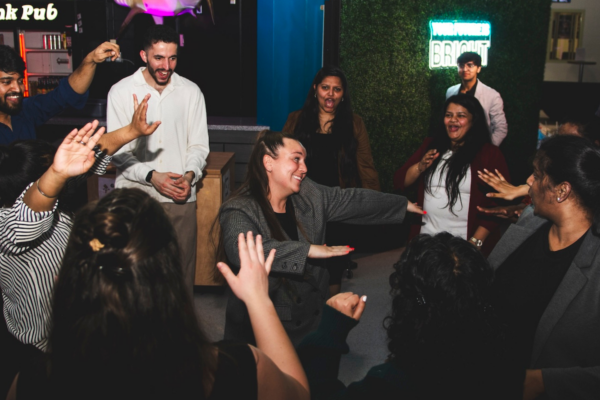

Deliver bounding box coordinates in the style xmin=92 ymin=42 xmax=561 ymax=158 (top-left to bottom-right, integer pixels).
xmin=145 ymin=170 xmax=155 ymax=183
xmin=469 ymin=237 xmax=483 ymax=247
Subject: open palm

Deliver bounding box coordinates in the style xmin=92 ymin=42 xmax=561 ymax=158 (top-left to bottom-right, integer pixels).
xmin=131 ymin=93 xmax=161 ymax=137
xmin=52 ymin=121 xmax=105 ymax=179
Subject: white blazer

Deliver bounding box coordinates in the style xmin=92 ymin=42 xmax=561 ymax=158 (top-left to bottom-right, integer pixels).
xmin=446 ymin=80 xmax=508 ymax=146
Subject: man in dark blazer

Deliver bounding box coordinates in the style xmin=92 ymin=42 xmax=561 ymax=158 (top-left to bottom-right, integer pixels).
xmin=220 ymin=178 xmax=409 ymax=346
xmin=488 ymin=205 xmax=600 ymax=400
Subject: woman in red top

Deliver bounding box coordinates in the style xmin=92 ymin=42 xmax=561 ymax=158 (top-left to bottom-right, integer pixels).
xmin=394 ymin=94 xmax=509 ymax=251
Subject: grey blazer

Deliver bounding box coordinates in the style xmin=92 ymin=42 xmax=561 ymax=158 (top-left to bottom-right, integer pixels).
xmin=220 ymin=178 xmax=408 ymax=345
xmin=488 ymin=206 xmax=600 ymax=399
xmin=446 ymin=80 xmax=508 ymax=146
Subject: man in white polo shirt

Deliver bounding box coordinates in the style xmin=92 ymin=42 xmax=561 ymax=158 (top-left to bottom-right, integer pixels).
xmin=108 ymin=25 xmax=209 ymax=294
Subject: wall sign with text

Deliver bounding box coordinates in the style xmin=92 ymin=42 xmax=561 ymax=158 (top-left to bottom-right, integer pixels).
xmin=429 ymin=21 xmax=491 ymax=69
xmin=0 ymin=3 xmax=58 ymax=21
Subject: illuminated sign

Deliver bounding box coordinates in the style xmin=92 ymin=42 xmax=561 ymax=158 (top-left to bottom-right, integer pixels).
xmin=0 ymin=3 xmax=58 ymax=21
xmin=429 ymin=21 xmax=491 ymax=69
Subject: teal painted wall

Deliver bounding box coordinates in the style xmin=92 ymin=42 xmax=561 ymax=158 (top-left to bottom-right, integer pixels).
xmin=257 ymin=0 xmax=324 ymax=130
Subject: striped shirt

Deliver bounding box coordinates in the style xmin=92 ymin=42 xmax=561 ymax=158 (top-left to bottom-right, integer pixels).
xmin=0 ymin=152 xmax=111 ymax=351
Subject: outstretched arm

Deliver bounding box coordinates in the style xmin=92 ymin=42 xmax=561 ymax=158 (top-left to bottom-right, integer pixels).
xmin=24 ymin=122 xmax=105 ymax=212
xmin=96 ymin=94 xmax=160 ymax=156
xmin=477 ymin=203 xmax=526 ymax=220
xmin=218 ymin=232 xmax=310 ymax=400
xmin=68 ymin=42 xmax=120 ymax=95
xmin=296 ymin=293 xmax=366 ymax=398
xmin=477 ymin=168 xmax=528 ymax=200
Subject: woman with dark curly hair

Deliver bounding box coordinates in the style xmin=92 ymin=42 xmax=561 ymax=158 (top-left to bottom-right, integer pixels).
xmin=297 ymin=232 xmax=520 ymax=399
xmin=283 ymin=66 xmax=380 ymax=295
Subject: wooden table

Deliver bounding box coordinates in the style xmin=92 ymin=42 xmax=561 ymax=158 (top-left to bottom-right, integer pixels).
xmin=194 ymin=152 xmax=235 ymax=286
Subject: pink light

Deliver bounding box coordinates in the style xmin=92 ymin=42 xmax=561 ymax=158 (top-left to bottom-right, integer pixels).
xmin=114 ymin=0 xmax=198 ymax=17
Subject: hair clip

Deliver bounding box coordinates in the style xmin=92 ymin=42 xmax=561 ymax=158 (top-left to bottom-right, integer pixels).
xmin=416 ymin=295 xmax=427 ymax=306
xmin=89 ymin=238 xmax=105 ymax=252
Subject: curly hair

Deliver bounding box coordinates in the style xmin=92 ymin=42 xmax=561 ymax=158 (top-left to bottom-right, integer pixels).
xmin=385 ymin=233 xmax=509 ymax=399
xmin=48 ymin=188 xmax=216 ymax=400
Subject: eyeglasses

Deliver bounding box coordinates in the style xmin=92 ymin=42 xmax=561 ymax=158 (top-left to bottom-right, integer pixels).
xmin=458 ymin=62 xmax=478 ymax=69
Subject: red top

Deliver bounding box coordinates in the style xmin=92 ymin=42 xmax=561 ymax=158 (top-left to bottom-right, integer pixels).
xmin=394 ymin=137 xmax=510 ymax=240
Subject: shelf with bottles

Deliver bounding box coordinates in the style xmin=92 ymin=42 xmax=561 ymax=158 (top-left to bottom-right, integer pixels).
xmin=29 ymin=76 xmax=65 ymax=96
xmin=18 ymin=30 xmax=73 ymax=96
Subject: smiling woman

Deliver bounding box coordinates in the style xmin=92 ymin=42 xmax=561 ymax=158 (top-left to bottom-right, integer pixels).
xmin=394 ymin=94 xmax=509 ymax=252
xmin=219 ymin=130 xmax=422 ymax=345
xmin=282 ymin=66 xmax=381 ymax=295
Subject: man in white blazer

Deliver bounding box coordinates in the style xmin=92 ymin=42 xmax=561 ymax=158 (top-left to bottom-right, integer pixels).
xmin=446 ymin=52 xmax=508 ymax=146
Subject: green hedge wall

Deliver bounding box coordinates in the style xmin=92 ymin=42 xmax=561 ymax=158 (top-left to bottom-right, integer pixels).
xmin=340 ymin=0 xmax=552 ymax=192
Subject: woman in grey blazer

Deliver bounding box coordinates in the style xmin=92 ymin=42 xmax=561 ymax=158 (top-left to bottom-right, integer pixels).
xmin=489 ymin=135 xmax=600 ymax=400
xmin=219 ymin=130 xmax=422 ymax=345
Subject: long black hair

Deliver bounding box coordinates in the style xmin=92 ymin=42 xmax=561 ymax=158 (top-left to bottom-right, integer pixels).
xmin=49 ymin=188 xmax=216 ymax=400
xmin=535 ymin=134 xmax=600 ymax=235
xmin=385 ymin=233 xmax=509 ymax=399
xmin=291 ymin=66 xmax=360 ymax=187
xmin=423 ymin=94 xmax=491 ymax=214
xmin=0 ymin=140 xmax=55 ymax=207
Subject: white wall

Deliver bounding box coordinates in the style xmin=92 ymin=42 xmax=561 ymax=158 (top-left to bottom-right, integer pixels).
xmin=544 ymin=0 xmax=600 ymax=82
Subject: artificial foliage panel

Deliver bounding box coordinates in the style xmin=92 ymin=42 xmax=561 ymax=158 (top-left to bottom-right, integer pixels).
xmin=340 ymin=0 xmax=552 ymax=192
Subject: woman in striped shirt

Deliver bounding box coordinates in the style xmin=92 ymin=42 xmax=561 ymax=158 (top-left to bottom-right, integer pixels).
xmin=0 ymin=94 xmax=159 ymax=396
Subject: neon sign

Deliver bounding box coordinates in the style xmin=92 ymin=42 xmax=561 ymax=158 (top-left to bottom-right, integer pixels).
xmin=0 ymin=3 xmax=58 ymax=21
xmin=429 ymin=21 xmax=491 ymax=69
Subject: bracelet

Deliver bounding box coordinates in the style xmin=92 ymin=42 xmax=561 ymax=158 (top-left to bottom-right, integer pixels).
xmin=469 ymin=237 xmax=483 ymax=248
xmin=36 ymin=179 xmax=60 ymax=199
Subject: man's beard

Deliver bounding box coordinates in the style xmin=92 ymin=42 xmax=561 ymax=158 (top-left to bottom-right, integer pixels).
xmin=147 ymin=64 xmax=172 ymax=86
xmin=0 ymin=92 xmax=23 ymax=116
